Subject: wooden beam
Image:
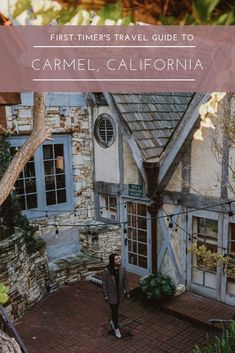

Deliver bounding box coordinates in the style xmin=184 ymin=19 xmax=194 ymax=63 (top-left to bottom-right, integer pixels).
xmin=163 ymin=190 xmax=233 ymax=213
xmin=158 ymin=93 xmax=211 ymax=192
xmin=0 ymin=93 xmax=21 ymax=105
xmin=94 ymin=181 xmax=123 ymax=195
xmin=220 ymin=94 xmax=232 ymax=200
xmin=181 ymin=145 xmax=191 ymax=193
xmin=0 ymin=106 xmax=6 ymax=133
xmin=221 ymin=133 xmax=229 ymax=199
xmin=157 ymin=207 xmax=183 ymax=283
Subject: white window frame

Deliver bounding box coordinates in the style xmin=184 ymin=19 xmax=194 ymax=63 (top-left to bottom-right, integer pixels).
xmin=99 ymin=193 xmax=118 ymax=221
xmin=187 ymin=210 xmax=220 ymax=300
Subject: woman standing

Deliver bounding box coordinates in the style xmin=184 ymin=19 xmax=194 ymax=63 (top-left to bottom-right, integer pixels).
xmin=103 ymin=253 xmax=130 ymax=338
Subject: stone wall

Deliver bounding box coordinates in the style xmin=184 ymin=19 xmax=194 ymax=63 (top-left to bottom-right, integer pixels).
xmin=0 ymin=95 xmax=123 ymax=320
xmin=80 ymin=223 xmax=121 ymax=262
xmin=6 ymin=96 xmax=94 ymax=224
xmin=0 ymin=223 xmax=121 ymax=320
xmin=48 ymin=254 xmax=106 ymax=291
xmin=0 ymin=230 xmax=48 ymax=321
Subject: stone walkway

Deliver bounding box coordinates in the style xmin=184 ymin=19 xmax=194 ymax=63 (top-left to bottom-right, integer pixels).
xmin=16 ymin=281 xmax=210 ymax=353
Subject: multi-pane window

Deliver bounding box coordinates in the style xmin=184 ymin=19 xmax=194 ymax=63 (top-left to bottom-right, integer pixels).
xmin=100 ymin=194 xmax=117 ymax=220
xmin=228 ymin=223 xmax=235 ymax=260
xmin=11 ymin=148 xmax=38 ymax=210
xmin=127 ymin=202 xmax=148 ymax=269
xmin=191 ymin=216 xmax=218 ymax=288
xmin=94 ymin=114 xmax=115 ymax=148
xmin=43 ymin=144 xmax=66 ymax=206
xmin=10 ymin=135 xmax=73 ymax=218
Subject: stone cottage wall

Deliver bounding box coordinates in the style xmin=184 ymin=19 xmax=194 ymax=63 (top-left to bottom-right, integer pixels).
xmin=0 ymin=94 xmax=123 ymax=320
xmin=5 ymin=97 xmax=94 ymax=223
xmin=0 ymin=230 xmax=48 ymax=320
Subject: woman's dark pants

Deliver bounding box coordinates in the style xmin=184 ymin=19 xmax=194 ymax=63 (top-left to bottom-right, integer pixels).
xmin=110 ymin=303 xmax=119 ymax=329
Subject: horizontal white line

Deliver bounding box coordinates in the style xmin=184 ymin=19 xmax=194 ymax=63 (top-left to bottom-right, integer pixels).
xmin=33 ymin=45 xmax=196 ymax=48
xmin=33 ymin=78 xmax=195 ymax=82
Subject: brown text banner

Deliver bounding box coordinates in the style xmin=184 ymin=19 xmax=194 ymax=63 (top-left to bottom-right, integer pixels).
xmin=0 ymin=26 xmax=234 ymax=92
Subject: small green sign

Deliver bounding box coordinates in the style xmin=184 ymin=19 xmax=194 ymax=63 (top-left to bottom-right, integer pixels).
xmin=128 ymin=184 xmax=143 ymax=198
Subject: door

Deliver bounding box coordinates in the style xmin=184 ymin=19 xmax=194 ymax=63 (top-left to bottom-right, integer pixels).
xmin=187 ymin=211 xmax=220 ymax=300
xmin=221 ymin=217 xmax=235 ymax=306
xmin=124 ymin=201 xmax=151 ymax=276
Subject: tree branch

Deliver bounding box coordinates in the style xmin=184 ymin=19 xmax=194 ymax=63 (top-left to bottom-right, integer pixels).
xmin=0 ymin=92 xmax=52 ymax=206
xmin=0 ymin=330 xmax=22 ymax=353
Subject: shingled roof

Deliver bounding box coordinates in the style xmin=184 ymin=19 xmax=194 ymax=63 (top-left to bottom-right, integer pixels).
xmin=110 ymin=93 xmax=194 ymax=161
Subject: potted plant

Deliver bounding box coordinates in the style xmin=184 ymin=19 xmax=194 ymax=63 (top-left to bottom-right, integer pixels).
xmin=139 ymin=273 xmax=176 ymax=302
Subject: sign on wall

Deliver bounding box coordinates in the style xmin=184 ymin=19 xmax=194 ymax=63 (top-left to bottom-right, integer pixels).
xmin=128 ymin=184 xmax=143 ymax=198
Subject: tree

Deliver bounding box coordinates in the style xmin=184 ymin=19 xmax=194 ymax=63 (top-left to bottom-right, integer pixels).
xmin=0 ymin=331 xmax=22 ymax=353
xmin=0 ymin=92 xmax=52 ymax=207
xmin=0 ymin=284 xmax=22 ymax=353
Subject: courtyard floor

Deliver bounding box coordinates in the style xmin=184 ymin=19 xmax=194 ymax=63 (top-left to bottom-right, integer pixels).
xmin=16 ymin=281 xmax=211 ymax=353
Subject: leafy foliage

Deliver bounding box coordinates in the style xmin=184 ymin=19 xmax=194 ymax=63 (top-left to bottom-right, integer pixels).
xmin=0 ymin=135 xmax=11 ymax=179
xmin=12 ymin=0 xmax=31 ymax=18
xmin=189 ymin=243 xmax=231 ymax=266
xmin=193 ymin=320 xmax=235 ymax=353
xmin=192 ymin=0 xmax=220 ymax=23
xmin=0 ymin=135 xmax=45 ymax=253
xmin=7 ymin=0 xmax=235 ymax=25
xmin=0 ymin=283 xmax=8 ymax=305
xmin=140 ymin=273 xmax=176 ymax=300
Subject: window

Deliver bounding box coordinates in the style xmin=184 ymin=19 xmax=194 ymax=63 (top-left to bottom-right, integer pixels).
xmin=228 ymin=223 xmax=235 ymax=259
xmin=94 ymin=114 xmax=116 ymax=148
xmin=100 ymin=194 xmax=117 ymax=220
xmin=10 ymin=135 xmax=73 ymax=218
xmin=127 ymin=202 xmax=148 ymax=269
xmin=191 ymin=216 xmax=218 ymax=288
xmin=226 ymin=223 xmax=235 ymax=283
xmin=11 ymin=149 xmax=38 ymax=210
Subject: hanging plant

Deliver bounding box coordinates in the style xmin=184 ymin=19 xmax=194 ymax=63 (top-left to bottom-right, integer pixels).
xmin=188 ymin=243 xmax=235 ymax=276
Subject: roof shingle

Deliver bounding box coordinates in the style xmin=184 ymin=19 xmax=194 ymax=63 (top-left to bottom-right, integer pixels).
xmin=111 ymin=93 xmax=194 ymax=160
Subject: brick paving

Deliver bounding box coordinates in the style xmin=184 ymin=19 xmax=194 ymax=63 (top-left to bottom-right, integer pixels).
xmin=16 ymin=281 xmax=210 ymax=353
xmin=160 ymin=292 xmax=235 ymax=329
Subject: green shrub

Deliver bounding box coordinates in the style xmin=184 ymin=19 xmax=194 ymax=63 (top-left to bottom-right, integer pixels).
xmin=0 ymin=283 xmax=8 ymax=305
xmin=139 ymin=273 xmax=176 ymax=300
xmin=193 ymin=321 xmax=235 ymax=353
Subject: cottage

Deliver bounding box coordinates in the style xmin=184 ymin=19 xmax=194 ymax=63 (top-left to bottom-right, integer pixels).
xmin=1 ymin=91 xmax=235 ymax=313
xmin=88 ymin=92 xmax=235 ymax=306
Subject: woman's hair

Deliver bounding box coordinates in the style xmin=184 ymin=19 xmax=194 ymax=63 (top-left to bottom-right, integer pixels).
xmin=108 ymin=253 xmax=119 ymax=274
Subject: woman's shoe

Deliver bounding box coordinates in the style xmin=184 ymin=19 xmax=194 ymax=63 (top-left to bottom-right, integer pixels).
xmin=114 ymin=328 xmax=122 ymax=338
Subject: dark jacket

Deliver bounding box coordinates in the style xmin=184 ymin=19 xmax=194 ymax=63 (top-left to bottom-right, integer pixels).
xmin=103 ymin=266 xmax=129 ymax=304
